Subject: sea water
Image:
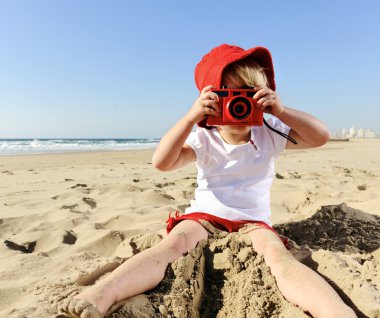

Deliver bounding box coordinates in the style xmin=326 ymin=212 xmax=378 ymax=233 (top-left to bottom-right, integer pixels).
xmin=0 ymin=138 xmax=160 ymax=155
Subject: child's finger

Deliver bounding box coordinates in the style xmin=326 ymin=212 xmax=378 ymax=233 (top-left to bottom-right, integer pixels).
xmin=256 ymin=97 xmax=269 ymax=110
xmin=203 ymin=100 xmax=221 ymax=115
xmin=201 ymin=91 xmax=219 ymax=102
xmin=200 ymin=85 xmax=214 ymax=95
xmin=205 ymin=106 xmax=220 ymax=117
xmin=210 ymin=92 xmax=219 ymax=102
xmin=204 ymin=100 xmax=220 ymax=112
xmin=253 ymin=88 xmax=271 ymax=100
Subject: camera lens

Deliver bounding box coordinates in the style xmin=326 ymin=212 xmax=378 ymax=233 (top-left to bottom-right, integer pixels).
xmin=228 ymin=97 xmax=251 ymax=120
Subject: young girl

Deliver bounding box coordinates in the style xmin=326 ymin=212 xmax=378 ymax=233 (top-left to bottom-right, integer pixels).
xmin=58 ymin=44 xmax=356 ymax=318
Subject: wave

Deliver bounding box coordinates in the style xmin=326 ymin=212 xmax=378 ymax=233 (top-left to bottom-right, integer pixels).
xmin=0 ymin=138 xmax=160 ymax=155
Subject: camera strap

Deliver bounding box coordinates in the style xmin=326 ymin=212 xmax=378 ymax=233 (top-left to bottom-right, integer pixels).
xmin=263 ymin=118 xmax=298 ymax=145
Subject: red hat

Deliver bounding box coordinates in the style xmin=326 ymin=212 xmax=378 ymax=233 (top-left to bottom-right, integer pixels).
xmin=194 ymin=44 xmax=276 ymax=92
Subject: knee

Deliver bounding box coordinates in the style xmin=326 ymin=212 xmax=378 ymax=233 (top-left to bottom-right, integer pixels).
xmin=159 ymin=230 xmax=191 ymax=260
xmin=263 ymin=242 xmax=295 ymax=278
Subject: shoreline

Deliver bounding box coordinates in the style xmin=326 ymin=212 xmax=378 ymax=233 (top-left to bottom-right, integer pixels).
xmin=0 ymin=147 xmax=155 ymax=157
xmin=0 ymin=147 xmax=157 ymax=157
xmin=1 ymin=137 xmax=379 ymax=157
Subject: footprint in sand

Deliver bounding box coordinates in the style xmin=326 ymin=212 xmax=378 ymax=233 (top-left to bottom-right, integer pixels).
xmin=70 ymin=183 xmax=88 ymax=189
xmin=70 ymin=183 xmax=92 ymax=194
xmin=159 ymin=193 xmax=175 ymax=201
xmin=82 ymin=197 xmax=97 ymax=209
xmin=2 ymin=170 xmax=14 ymax=175
xmin=4 ymin=240 xmax=36 ymax=253
xmin=63 ymin=230 xmax=77 ymax=245
xmin=60 ymin=204 xmax=79 ymax=212
xmin=155 ymin=182 xmax=176 ymax=188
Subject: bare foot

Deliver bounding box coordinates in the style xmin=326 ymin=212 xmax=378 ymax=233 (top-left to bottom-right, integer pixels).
xmin=57 ymin=298 xmax=102 ymax=318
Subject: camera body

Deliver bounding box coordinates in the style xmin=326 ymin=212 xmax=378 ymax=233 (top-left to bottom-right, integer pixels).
xmin=206 ymin=88 xmax=263 ymax=126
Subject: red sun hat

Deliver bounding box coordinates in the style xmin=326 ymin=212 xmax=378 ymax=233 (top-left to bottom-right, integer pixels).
xmin=194 ymin=44 xmax=276 ymax=92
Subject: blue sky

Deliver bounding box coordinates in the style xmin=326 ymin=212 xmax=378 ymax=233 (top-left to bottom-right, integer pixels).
xmin=0 ymin=0 xmax=379 ymax=138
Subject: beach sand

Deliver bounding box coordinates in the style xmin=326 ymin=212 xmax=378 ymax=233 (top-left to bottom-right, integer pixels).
xmin=0 ymin=139 xmax=379 ymax=317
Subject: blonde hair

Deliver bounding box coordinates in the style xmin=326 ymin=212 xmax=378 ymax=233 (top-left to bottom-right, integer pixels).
xmin=222 ymin=57 xmax=269 ymax=88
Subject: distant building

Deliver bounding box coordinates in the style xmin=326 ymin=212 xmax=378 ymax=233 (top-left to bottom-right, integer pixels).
xmin=349 ymin=125 xmax=356 ymax=138
xmin=333 ymin=126 xmax=379 ymax=138
xmin=364 ymin=129 xmax=377 ymax=138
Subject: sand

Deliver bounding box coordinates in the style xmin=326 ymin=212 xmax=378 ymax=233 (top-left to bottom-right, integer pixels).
xmin=0 ymin=139 xmax=379 ymax=317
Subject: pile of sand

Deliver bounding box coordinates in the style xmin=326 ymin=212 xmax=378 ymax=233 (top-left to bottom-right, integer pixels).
xmin=274 ymin=203 xmax=380 ymax=254
xmin=101 ymin=204 xmax=379 ymax=318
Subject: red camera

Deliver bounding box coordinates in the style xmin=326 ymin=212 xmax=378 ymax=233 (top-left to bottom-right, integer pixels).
xmin=206 ymin=88 xmax=263 ymax=126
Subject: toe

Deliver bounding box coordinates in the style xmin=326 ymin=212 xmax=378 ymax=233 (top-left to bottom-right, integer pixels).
xmin=68 ymin=299 xmax=80 ymax=315
xmin=57 ymin=298 xmax=102 ymax=318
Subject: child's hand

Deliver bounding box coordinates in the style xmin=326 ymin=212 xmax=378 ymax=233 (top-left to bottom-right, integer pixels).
xmin=253 ymin=87 xmax=285 ymax=117
xmin=185 ymin=85 xmax=221 ymax=125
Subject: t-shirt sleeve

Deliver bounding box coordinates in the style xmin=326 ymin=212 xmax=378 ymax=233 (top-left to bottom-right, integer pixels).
xmin=266 ymin=116 xmax=291 ymax=156
xmin=185 ymin=127 xmax=207 ymax=161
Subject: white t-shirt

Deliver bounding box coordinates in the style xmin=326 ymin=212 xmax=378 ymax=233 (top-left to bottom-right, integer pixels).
xmin=185 ymin=117 xmax=290 ymax=225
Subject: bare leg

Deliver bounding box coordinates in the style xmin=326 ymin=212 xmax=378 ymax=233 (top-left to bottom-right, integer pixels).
xmin=247 ymin=229 xmax=357 ymax=318
xmin=58 ymin=220 xmax=208 ymax=318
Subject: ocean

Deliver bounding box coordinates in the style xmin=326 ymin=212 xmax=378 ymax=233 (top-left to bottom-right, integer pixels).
xmin=0 ymin=138 xmax=160 ymax=155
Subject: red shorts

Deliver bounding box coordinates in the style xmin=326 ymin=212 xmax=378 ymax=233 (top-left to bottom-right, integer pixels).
xmin=166 ymin=211 xmax=288 ymax=246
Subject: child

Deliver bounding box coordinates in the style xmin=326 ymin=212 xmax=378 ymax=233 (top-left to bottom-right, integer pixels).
xmin=58 ymin=44 xmax=356 ymax=318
